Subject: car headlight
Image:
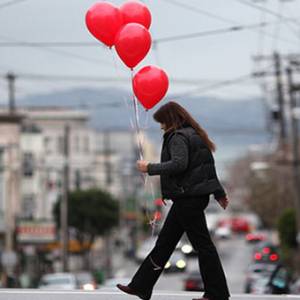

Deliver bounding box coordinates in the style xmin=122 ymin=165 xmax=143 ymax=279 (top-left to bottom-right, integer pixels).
xmin=165 ymin=262 xmax=171 ymax=269
xmin=181 ymin=244 xmax=193 ymax=254
xmin=82 ymin=283 xmax=95 ymax=290
xmin=176 ymin=259 xmax=186 ymax=269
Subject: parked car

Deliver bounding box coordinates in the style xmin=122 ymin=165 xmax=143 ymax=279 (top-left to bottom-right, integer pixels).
xmin=183 ymin=271 xmax=204 ymax=291
xmin=231 ymin=217 xmax=250 ymax=233
xmin=252 ymin=242 xmax=280 ymax=264
xmin=249 ymin=276 xmax=271 ymax=294
xmin=215 ymin=225 xmax=232 ymax=239
xmin=164 ymin=250 xmax=187 ymax=273
xmin=244 ymin=263 xmax=290 ymax=295
xmin=244 ymin=263 xmax=277 ymax=293
xmin=38 ymin=273 xmax=77 ymax=290
xmin=268 ymin=265 xmax=290 ymax=294
xmin=74 ymin=272 xmax=97 ymax=290
xmin=245 ymin=232 xmax=267 ymax=243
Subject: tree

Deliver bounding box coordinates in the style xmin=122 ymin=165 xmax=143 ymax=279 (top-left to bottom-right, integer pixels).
xmin=278 ymin=208 xmax=297 ymax=249
xmin=53 ymin=188 xmax=119 ymax=266
xmin=277 ymin=208 xmax=298 ymax=271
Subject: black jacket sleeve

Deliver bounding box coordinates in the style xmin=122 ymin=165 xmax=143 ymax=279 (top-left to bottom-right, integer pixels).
xmin=212 ymin=167 xmax=227 ymax=199
xmin=147 ymin=134 xmax=189 ymax=176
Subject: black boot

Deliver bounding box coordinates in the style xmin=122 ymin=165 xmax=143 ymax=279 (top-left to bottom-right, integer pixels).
xmin=116 ymin=284 xmax=151 ymax=300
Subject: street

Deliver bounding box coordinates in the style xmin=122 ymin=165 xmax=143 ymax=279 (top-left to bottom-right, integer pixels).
xmin=112 ymin=234 xmax=254 ymax=294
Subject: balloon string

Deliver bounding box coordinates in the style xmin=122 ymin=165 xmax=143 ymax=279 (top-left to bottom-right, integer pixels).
xmin=110 ymin=51 xmax=158 ymax=234
xmin=131 ymin=70 xmax=145 ymax=162
xmin=141 ymin=109 xmax=161 ymax=236
xmin=130 ymin=71 xmax=160 ymax=234
xmin=109 ymin=49 xmax=155 ymax=241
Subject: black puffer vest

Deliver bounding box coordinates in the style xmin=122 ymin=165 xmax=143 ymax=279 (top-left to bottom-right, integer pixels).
xmin=160 ymin=126 xmax=226 ymax=200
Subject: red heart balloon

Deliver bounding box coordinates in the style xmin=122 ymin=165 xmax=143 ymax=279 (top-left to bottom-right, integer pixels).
xmin=85 ymin=2 xmax=123 ymax=48
xmin=133 ymin=65 xmax=169 ymax=110
xmin=120 ymin=1 xmax=152 ymax=29
xmin=115 ymin=23 xmax=151 ymax=69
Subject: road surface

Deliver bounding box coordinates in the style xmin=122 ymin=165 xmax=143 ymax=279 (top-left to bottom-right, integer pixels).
xmin=0 ymin=290 xmax=299 ymax=300
xmin=114 ymin=234 xmax=254 ymax=293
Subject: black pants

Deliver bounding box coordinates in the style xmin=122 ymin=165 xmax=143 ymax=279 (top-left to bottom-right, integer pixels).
xmin=128 ymin=196 xmax=230 ymax=300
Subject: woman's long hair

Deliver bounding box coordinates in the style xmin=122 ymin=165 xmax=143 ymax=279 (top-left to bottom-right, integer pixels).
xmin=153 ymin=101 xmax=216 ymax=152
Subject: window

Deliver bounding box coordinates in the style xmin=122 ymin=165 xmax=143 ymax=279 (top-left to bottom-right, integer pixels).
xmin=23 ymin=152 xmax=35 ymax=177
xmin=57 ymin=136 xmax=64 ymax=154
xmin=22 ymin=195 xmax=35 ymax=219
xmin=74 ymin=135 xmax=80 ymax=153
xmin=44 ymin=136 xmax=51 ymax=154
xmin=83 ymin=136 xmax=89 ymax=154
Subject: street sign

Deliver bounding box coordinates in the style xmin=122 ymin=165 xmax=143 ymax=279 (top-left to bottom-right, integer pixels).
xmin=16 ymin=220 xmax=56 ymax=243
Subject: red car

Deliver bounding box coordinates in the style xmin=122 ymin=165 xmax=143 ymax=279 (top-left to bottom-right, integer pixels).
xmin=231 ymin=217 xmax=251 ymax=233
xmin=218 ymin=217 xmax=251 ymax=233
xmin=184 ymin=271 xmax=204 ymax=291
xmin=246 ymin=232 xmax=267 ymax=243
xmin=253 ymin=242 xmax=280 ymax=264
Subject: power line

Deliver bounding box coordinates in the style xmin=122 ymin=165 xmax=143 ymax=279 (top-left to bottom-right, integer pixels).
xmin=271 ymin=0 xmax=283 ymax=50
xmin=0 ymin=71 xmax=257 ymax=86
xmin=235 ymin=0 xmax=300 ymax=40
xmin=0 ymin=25 xmax=265 ymax=47
xmin=161 ymin=0 xmax=235 ymax=25
xmin=236 ymin=0 xmax=299 ymax=26
xmin=155 ymin=23 xmax=267 ymax=43
xmin=169 ymin=73 xmax=255 ymax=98
xmin=0 ymin=41 xmax=99 ymax=47
xmin=0 ymin=0 xmax=29 ymax=10
xmin=0 ymin=35 xmax=114 ymax=67
xmin=163 ymin=0 xmax=300 ymax=47
xmin=0 ymin=20 xmax=298 ymax=47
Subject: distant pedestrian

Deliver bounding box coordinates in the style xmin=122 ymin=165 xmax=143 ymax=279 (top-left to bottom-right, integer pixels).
xmin=117 ymin=101 xmax=230 ymax=300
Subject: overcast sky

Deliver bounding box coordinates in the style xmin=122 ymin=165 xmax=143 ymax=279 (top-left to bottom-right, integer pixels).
xmin=1 ymin=0 xmax=300 ymax=105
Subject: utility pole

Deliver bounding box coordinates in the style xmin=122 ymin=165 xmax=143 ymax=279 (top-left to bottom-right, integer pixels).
xmin=253 ymin=53 xmax=288 ymax=148
xmin=6 ymin=145 xmax=13 ymax=253
xmin=103 ymin=131 xmax=112 ymax=188
xmin=103 ymin=130 xmax=113 ymax=278
xmin=274 ymin=52 xmax=287 ymax=148
xmin=61 ymin=124 xmax=70 ymax=272
xmin=287 ymin=66 xmax=300 ymax=237
xmin=6 ymin=73 xmax=16 ymax=114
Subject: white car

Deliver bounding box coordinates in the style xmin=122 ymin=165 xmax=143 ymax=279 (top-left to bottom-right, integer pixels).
xmin=215 ymin=226 xmax=232 ymax=239
xmin=38 ymin=273 xmax=77 ymax=290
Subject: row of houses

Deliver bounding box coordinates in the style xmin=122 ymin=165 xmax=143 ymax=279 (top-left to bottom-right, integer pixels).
xmin=0 ymin=106 xmax=159 ymax=259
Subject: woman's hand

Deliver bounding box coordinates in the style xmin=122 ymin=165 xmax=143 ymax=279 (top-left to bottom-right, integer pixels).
xmin=137 ymin=160 xmax=149 ymax=173
xmin=217 ymin=197 xmax=229 ymax=210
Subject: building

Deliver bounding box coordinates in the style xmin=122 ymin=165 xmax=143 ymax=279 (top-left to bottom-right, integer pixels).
xmin=20 ymin=107 xmax=96 ymax=220
xmin=93 ymin=129 xmax=159 ymax=199
xmin=0 ymin=113 xmax=23 ymax=259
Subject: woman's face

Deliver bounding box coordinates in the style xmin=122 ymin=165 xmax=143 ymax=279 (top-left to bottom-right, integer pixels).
xmin=160 ymin=123 xmax=167 ymax=132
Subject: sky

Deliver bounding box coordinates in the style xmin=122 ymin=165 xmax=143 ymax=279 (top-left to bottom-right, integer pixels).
xmin=1 ymin=0 xmax=300 ymax=105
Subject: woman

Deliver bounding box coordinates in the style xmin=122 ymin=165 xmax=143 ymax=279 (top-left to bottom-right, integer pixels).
xmin=117 ymin=101 xmax=230 ymax=300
